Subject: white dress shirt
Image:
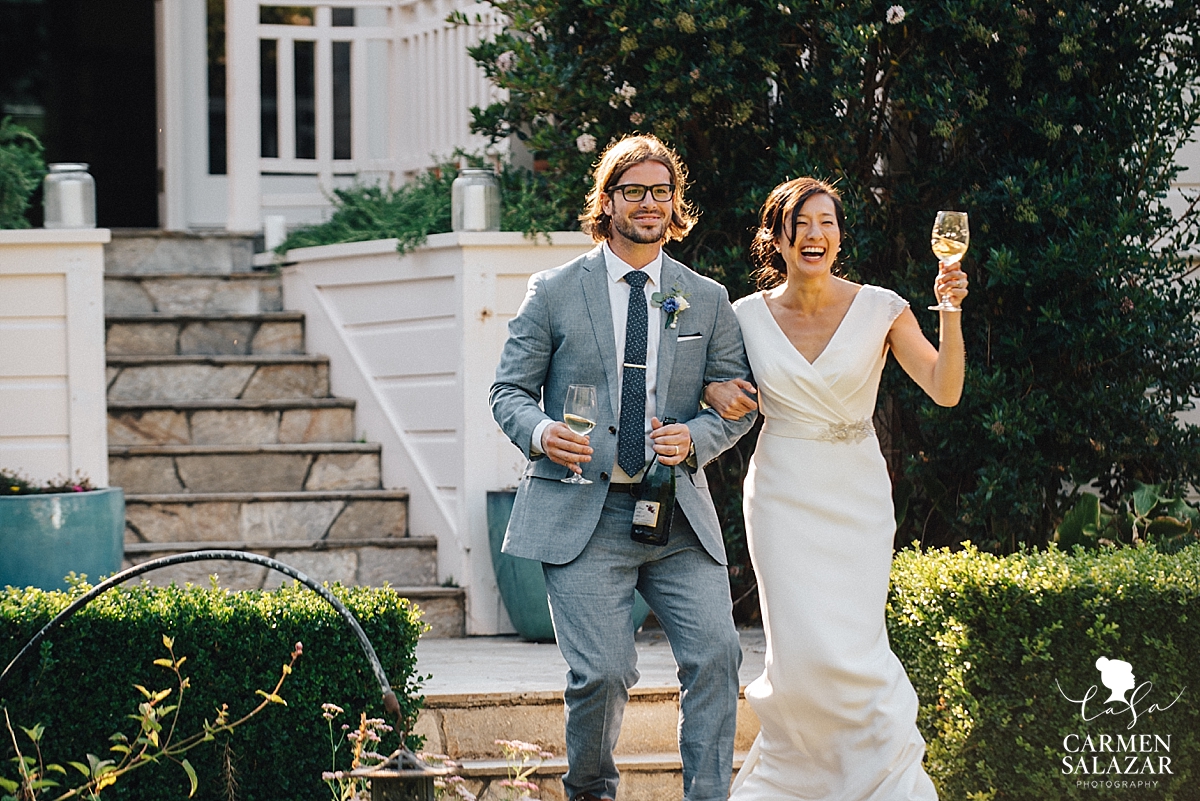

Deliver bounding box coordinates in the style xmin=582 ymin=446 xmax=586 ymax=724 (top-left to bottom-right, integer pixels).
xmin=532 ymin=241 xmax=663 ymax=481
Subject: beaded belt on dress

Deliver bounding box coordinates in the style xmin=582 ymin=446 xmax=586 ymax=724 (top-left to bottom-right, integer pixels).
xmin=763 ymin=418 xmax=876 ymax=443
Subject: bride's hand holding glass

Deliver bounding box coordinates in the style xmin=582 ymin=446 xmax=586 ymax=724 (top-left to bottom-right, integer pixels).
xmin=933 ymin=261 xmax=969 ymax=310
xmin=929 ymin=210 xmax=969 ymax=312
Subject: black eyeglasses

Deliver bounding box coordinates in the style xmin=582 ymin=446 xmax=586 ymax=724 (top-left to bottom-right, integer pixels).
xmin=606 ymin=183 xmax=675 ymax=203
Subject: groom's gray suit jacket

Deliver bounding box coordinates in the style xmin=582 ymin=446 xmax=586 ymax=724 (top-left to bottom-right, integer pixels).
xmin=490 ymin=245 xmax=755 ymax=566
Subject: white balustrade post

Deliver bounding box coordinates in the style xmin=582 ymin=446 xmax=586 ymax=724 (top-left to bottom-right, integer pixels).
xmin=155 ymin=0 xmax=188 ymax=231
xmin=226 ymin=0 xmax=262 ymax=233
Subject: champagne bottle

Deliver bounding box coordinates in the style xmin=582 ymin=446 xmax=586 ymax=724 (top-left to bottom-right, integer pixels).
xmin=631 ymin=417 xmax=677 ymax=546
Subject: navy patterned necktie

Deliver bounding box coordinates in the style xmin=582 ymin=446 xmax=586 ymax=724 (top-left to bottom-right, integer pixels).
xmin=618 ymin=270 xmax=650 ymax=476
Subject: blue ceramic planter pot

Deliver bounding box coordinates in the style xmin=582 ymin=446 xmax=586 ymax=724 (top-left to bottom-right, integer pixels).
xmin=487 ymin=490 xmax=650 ymax=642
xmin=0 ymin=487 xmax=125 ymax=591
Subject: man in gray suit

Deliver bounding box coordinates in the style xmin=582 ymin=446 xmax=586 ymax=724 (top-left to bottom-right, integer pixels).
xmin=491 ymin=134 xmax=756 ymax=801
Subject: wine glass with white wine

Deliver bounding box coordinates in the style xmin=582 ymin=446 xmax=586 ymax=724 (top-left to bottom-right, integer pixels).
xmin=928 ymin=210 xmax=969 ymax=312
xmin=561 ymin=384 xmax=598 ymax=484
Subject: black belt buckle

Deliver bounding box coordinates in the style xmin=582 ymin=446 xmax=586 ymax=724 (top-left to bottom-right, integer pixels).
xmin=607 ymin=482 xmax=639 ymax=495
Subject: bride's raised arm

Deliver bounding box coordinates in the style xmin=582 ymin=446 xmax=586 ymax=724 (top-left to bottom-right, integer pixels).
xmin=887 ymin=261 xmax=966 ymax=407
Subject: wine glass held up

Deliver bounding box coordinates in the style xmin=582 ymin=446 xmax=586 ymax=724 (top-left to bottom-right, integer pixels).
xmin=561 ymin=384 xmax=598 ymax=485
xmin=929 ymin=210 xmax=969 ymax=313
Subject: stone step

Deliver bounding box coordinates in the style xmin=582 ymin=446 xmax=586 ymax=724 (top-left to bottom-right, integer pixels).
xmin=123 ymin=537 xmax=432 ymax=585
xmin=106 ymin=312 xmax=305 ymax=357
xmin=124 ymin=489 xmax=410 ymax=545
xmin=109 ymin=443 xmax=382 ymax=493
xmin=121 ymin=542 xmax=464 ymax=638
xmin=106 ymin=354 xmax=330 ymax=402
xmin=107 ymin=398 xmax=357 ymax=446
xmin=105 ymin=272 xmax=282 ymax=315
xmin=413 ymin=632 xmax=768 ymax=786
xmin=106 ymin=230 xmax=256 ymax=275
xmin=446 ymin=751 xmax=749 ymax=801
xmin=415 ymin=687 xmax=759 ymax=762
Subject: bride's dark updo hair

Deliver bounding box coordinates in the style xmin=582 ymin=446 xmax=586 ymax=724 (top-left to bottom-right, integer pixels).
xmin=750 ymin=177 xmax=846 ymax=290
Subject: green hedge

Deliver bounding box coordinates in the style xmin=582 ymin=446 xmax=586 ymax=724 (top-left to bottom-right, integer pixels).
xmin=0 ymin=582 xmax=425 ymax=801
xmin=890 ymin=544 xmax=1200 ymax=800
xmin=4 ymin=549 xmax=1198 ymax=800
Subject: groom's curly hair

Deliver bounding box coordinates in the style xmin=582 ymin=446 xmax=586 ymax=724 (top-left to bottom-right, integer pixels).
xmin=751 ymin=177 xmax=847 ymax=289
xmin=580 ymin=134 xmax=699 ymax=243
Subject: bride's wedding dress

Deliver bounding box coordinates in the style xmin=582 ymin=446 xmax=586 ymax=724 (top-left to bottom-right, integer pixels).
xmin=730 ymin=286 xmax=938 ymax=800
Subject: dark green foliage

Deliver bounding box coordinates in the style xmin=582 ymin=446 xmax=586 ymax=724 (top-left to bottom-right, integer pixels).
xmin=0 ymin=582 xmax=426 ymax=801
xmin=277 ymin=157 xmax=572 ymax=254
xmin=497 ymin=164 xmax=576 ymax=239
xmin=0 ymin=117 xmax=44 ymax=229
xmin=464 ymin=0 xmax=1200 ymax=559
xmin=889 ymin=544 xmax=1200 ymax=800
xmin=1056 ymin=482 xmax=1200 ymax=553
xmin=278 ymin=168 xmax=454 ymax=254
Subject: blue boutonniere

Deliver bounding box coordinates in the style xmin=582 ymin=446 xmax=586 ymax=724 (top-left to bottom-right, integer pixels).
xmin=651 ymin=285 xmax=691 ymax=329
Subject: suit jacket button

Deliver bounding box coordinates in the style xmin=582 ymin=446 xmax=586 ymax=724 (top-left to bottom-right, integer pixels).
xmin=600 ymin=472 xmax=610 ymax=481
xmin=608 ymin=426 xmax=617 ymax=434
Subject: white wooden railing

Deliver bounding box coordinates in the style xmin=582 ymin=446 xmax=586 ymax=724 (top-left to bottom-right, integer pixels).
xmin=281 ymin=232 xmax=595 ymax=634
xmin=224 ymin=0 xmax=503 ymax=231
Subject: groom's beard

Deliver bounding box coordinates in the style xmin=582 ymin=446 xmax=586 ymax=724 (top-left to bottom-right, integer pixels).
xmin=612 ymin=212 xmax=668 ymax=245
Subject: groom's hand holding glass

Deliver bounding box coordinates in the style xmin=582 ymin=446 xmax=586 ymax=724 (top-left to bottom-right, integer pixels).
xmin=542 ymin=411 xmax=594 ymax=479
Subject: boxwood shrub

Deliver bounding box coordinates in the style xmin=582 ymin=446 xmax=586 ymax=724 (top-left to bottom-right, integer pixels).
xmin=0 ymin=581 xmax=425 ymax=801
xmin=3 ymin=548 xmax=1197 ymax=800
xmin=890 ymin=544 xmax=1200 ymax=800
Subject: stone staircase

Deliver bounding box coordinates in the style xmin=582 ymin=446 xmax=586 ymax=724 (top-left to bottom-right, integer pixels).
xmin=103 ymin=231 xmax=464 ymax=636
xmin=417 ymin=688 xmax=756 ymax=801
xmin=412 ymin=631 xmax=764 ymax=801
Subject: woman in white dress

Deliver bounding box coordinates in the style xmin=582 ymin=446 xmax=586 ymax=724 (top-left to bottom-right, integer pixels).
xmin=705 ymin=177 xmax=967 ymax=800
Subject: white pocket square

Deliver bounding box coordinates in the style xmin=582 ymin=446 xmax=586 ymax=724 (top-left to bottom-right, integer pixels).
xmin=677 ymin=333 xmax=704 ymax=342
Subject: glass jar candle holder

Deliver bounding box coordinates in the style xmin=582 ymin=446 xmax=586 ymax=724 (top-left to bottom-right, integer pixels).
xmin=43 ymin=163 xmax=96 ymax=229
xmin=451 ymin=168 xmax=501 ymax=232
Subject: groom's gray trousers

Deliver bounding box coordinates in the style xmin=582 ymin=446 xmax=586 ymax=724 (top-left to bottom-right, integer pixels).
xmin=543 ymin=489 xmax=742 ymax=801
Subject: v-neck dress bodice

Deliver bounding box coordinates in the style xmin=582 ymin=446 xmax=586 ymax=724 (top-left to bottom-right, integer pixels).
xmin=742 ymin=286 xmax=903 ymax=436
xmin=729 ymin=286 xmax=938 ymax=801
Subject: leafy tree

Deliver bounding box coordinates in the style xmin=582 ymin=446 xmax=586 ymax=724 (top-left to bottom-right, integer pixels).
xmin=0 ymin=116 xmax=44 ymax=229
xmin=464 ymin=0 xmax=1200 ymax=570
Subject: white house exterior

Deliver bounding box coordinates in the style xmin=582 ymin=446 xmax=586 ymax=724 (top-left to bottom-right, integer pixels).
xmin=2 ymin=1 xmax=1198 ymax=629
xmin=155 ymin=0 xmax=505 ymax=233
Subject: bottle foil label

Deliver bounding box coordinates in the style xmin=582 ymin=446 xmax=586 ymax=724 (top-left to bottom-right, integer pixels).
xmin=633 ymin=500 xmax=660 ymax=527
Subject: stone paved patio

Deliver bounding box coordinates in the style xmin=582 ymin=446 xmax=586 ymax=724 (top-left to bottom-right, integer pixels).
xmin=416 ymin=627 xmax=767 ymax=696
